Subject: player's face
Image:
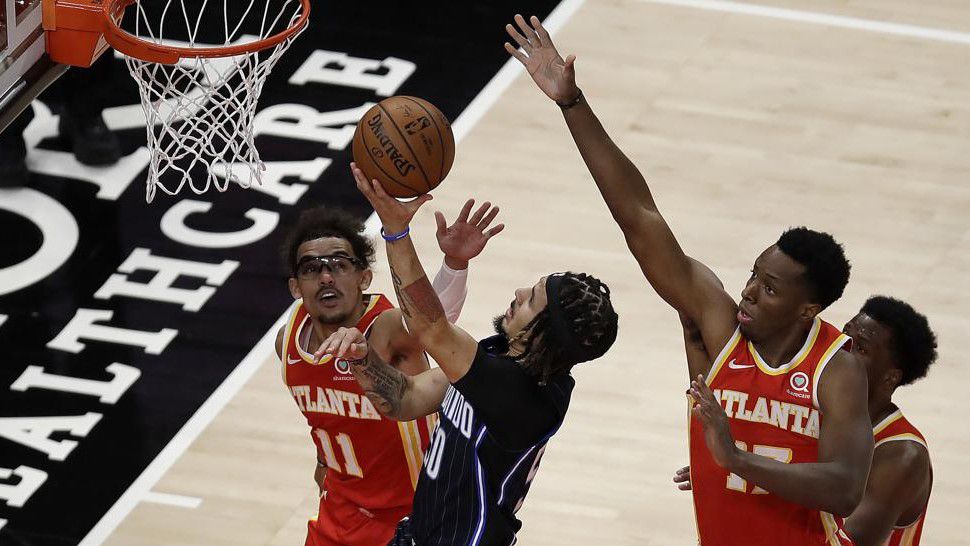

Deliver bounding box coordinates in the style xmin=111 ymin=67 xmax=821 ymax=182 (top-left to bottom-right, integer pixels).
xmin=843 ymin=312 xmax=897 ymax=397
xmin=498 ymin=276 xmax=549 ymax=340
xmin=738 ymin=245 xmax=819 ymax=343
xmin=288 ymin=237 xmax=372 ymax=325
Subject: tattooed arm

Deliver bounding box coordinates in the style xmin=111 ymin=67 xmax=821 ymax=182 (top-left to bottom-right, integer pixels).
xmin=318 ymin=326 xmax=449 ymax=420
xmin=352 ymin=163 xmax=482 ymax=383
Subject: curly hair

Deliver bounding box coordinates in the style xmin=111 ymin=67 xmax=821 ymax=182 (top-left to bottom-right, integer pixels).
xmin=281 ymin=206 xmax=376 ymax=276
xmin=861 ymin=296 xmax=938 ymax=386
xmin=776 ymin=227 xmax=851 ymax=309
xmin=516 ymin=272 xmax=619 ymax=383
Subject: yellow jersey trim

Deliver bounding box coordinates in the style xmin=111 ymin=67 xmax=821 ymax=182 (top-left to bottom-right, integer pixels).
xmin=812 ymin=333 xmax=851 ymax=409
xmin=898 ymin=523 xmax=919 ymax=546
xmin=874 ymin=433 xmax=927 ymax=450
xmin=819 ymin=511 xmax=843 ymax=546
xmin=749 ymin=317 xmax=821 ymax=376
xmin=706 ymin=327 xmax=743 ymax=385
xmin=873 ymin=409 xmax=904 ymax=435
xmin=397 ymin=420 xmax=425 ymax=490
xmin=293 ymin=295 xmax=383 ymax=364
xmin=281 ymin=299 xmax=304 ymax=385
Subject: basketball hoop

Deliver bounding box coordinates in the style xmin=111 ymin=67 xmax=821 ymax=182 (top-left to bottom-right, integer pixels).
xmin=101 ymin=0 xmax=311 ymax=202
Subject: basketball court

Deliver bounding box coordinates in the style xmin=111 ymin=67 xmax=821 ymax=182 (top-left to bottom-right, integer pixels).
xmin=0 ymin=0 xmax=967 ymax=544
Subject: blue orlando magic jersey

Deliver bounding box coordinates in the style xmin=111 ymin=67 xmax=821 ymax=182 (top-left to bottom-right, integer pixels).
xmin=410 ymin=336 xmax=574 ymax=545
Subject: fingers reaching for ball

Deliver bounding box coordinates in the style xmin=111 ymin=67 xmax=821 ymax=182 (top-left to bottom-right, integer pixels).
xmin=352 ymin=162 xmax=432 ymax=234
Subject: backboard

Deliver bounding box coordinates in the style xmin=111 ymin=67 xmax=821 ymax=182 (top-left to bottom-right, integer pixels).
xmin=0 ymin=0 xmax=65 ymax=133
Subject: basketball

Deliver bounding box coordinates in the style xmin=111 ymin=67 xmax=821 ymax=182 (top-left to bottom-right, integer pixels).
xmin=352 ymin=96 xmax=456 ymax=198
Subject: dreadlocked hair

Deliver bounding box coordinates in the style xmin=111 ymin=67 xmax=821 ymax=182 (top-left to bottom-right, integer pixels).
xmin=515 ymin=272 xmax=619 ymax=383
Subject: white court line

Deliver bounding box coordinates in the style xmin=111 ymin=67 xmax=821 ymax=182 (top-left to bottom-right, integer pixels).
xmin=78 ymin=310 xmax=289 ymax=546
xmin=79 ymin=0 xmax=585 ymax=544
xmin=142 ymin=491 xmax=203 ymax=509
xmin=638 ymin=0 xmax=970 ymax=45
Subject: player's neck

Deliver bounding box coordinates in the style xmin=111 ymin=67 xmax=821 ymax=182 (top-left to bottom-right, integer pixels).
xmin=751 ymin=320 xmax=814 ymax=367
xmin=308 ymin=297 xmax=369 ymax=350
xmin=869 ymin=398 xmax=897 ymax=427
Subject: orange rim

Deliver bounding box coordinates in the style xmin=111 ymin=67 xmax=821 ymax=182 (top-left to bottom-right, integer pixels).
xmin=102 ymin=0 xmax=311 ymax=65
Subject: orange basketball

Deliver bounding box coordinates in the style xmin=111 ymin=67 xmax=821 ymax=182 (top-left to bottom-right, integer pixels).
xmin=352 ymin=96 xmax=455 ymax=198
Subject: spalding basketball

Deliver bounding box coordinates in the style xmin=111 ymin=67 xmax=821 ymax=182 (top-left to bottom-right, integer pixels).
xmin=352 ymin=96 xmax=455 ymax=198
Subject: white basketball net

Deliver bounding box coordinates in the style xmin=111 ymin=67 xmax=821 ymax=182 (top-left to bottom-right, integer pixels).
xmin=119 ymin=0 xmax=308 ymax=202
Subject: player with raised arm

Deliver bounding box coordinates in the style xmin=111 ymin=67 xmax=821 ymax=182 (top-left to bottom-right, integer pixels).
xmin=506 ymin=14 xmax=872 ymax=545
xmin=276 ymin=202 xmax=503 ymax=546
xmin=676 ymin=296 xmax=937 ymax=546
xmin=316 ymin=163 xmax=618 ymax=546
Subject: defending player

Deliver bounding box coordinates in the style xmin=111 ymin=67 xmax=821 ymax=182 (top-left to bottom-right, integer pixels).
xmin=676 ymin=296 xmax=936 ymax=546
xmin=507 ymin=14 xmax=871 ymax=545
xmin=276 ymin=201 xmax=504 ymax=546
xmin=316 ymin=164 xmax=618 ymax=545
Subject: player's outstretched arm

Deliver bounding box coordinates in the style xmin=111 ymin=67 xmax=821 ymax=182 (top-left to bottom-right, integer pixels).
xmin=842 ymin=430 xmax=930 ymax=545
xmin=431 ymin=198 xmax=504 ymax=323
xmin=318 ymin=326 xmax=449 ymax=421
xmin=690 ymin=351 xmax=873 ymax=517
xmin=352 ymin=163 xmax=490 ymax=383
xmin=505 ymin=15 xmax=736 ymax=358
xmin=372 ymin=199 xmax=505 ymax=376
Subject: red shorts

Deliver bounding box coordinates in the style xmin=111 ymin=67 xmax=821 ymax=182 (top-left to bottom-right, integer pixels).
xmin=305 ymin=492 xmax=409 ymax=546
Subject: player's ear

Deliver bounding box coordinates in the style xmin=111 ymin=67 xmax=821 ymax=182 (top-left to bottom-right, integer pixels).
xmin=800 ymin=302 xmax=822 ymax=321
xmin=886 ymin=367 xmax=903 ymax=390
xmin=359 ymin=269 xmax=373 ymax=291
xmin=288 ymin=277 xmax=301 ymax=299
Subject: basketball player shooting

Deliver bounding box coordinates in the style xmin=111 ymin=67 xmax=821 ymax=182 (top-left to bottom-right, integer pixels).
xmin=276 ymin=201 xmax=503 ymax=546
xmin=675 ymin=297 xmax=937 ymax=546
xmin=316 ymin=163 xmax=618 ymax=545
xmin=507 ymin=14 xmax=873 ymax=545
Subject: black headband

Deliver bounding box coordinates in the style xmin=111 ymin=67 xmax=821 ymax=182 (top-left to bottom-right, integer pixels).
xmin=544 ymin=273 xmax=612 ymax=366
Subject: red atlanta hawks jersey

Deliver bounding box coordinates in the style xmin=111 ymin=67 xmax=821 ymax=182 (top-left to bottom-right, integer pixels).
xmin=690 ymin=316 xmax=853 ymax=545
xmin=281 ymin=294 xmax=436 ymax=513
xmin=871 ymin=410 xmax=931 ymax=546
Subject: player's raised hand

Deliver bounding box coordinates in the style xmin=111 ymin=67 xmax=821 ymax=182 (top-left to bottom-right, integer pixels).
xmin=672 ymin=466 xmax=693 ymax=491
xmin=504 ymin=14 xmax=579 ymax=104
xmin=315 ymin=326 xmax=368 ymax=363
xmin=690 ymin=375 xmax=740 ymax=469
xmin=352 ymin=162 xmax=432 ymax=235
xmin=435 ymin=199 xmax=505 ymax=269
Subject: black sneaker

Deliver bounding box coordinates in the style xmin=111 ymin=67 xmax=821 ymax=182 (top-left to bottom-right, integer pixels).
xmin=58 ymin=112 xmax=121 ymax=166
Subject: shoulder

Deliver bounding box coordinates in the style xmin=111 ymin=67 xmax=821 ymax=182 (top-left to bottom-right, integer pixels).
xmin=275 ymin=325 xmax=285 ymax=359
xmin=874 ymin=438 xmax=929 ymax=470
xmin=816 ymin=349 xmax=867 ymax=410
xmin=370 ymin=308 xmax=417 ymax=355
xmin=371 ymin=306 xmax=405 ymax=332
xmin=870 ymin=439 xmax=931 ymax=496
xmin=541 ymin=372 xmax=575 ymax=415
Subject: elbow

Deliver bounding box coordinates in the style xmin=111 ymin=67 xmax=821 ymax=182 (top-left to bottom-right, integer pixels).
xmin=828 ymin=483 xmax=864 ymax=518
xmin=612 ymin=204 xmax=654 ymax=232
xmin=829 ymin=497 xmax=860 ymax=519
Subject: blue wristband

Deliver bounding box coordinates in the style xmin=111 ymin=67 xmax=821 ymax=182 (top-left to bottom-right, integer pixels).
xmin=381 ymin=226 xmax=410 ymax=241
